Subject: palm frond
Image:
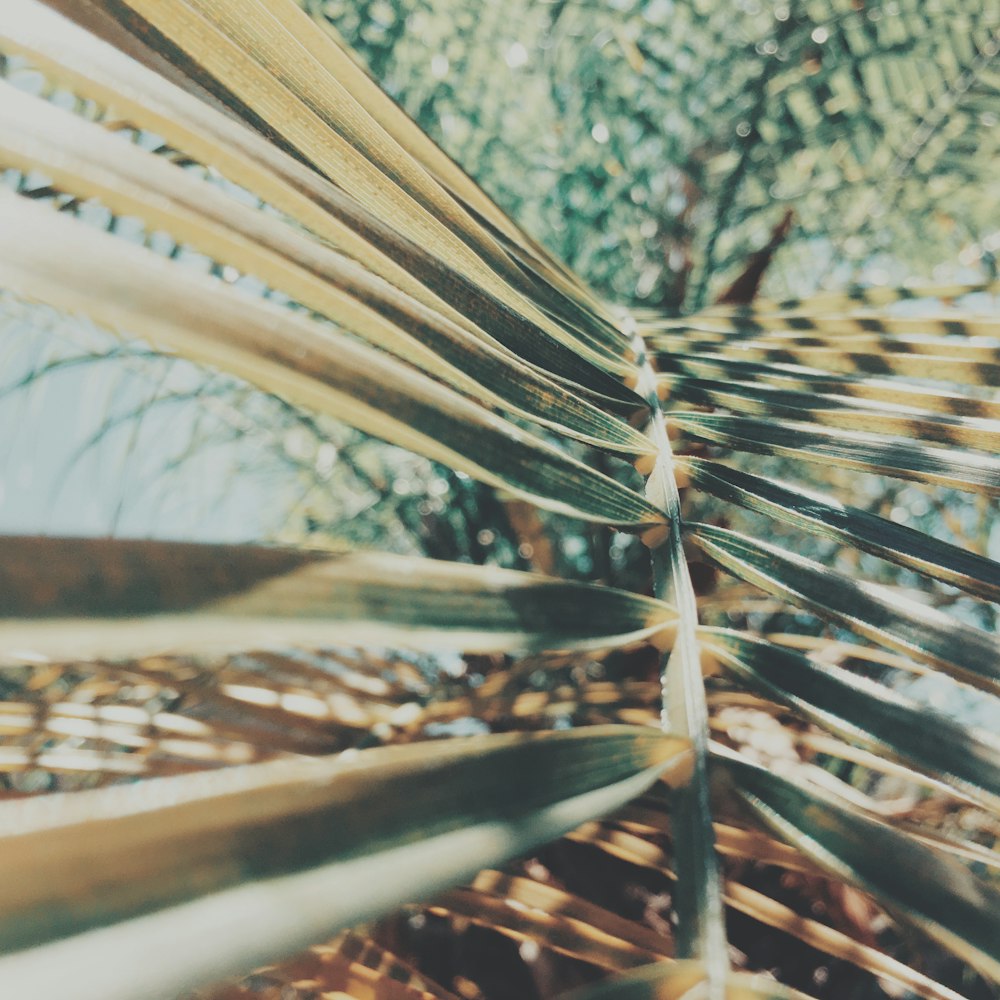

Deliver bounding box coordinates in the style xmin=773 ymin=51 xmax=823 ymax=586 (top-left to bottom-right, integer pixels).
xmin=0 ymin=1 xmax=998 ymax=999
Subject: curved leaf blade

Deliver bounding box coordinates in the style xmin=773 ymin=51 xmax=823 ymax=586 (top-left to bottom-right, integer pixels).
xmin=0 ymin=536 xmax=676 ymax=660
xmin=691 ymin=280 xmax=1000 ymax=317
xmin=635 ymin=335 xmax=727 ymax=993
xmin=717 ymin=750 xmax=1000 ymax=981
xmin=0 ymin=0 xmax=644 ymax=409
xmin=0 ymin=727 xmax=692 ymax=1000
xmin=681 ymin=457 xmax=1000 ymax=601
xmin=652 ymin=337 xmax=1000 ymax=386
xmin=0 ymin=190 xmax=666 ymax=531
xmin=702 ymin=628 xmax=1000 ymax=812
xmin=79 ymin=0 xmax=628 ymax=372
xmin=687 ymin=523 xmax=1000 ymax=695
xmin=568 ymin=820 xmax=964 ymax=1000
xmin=560 ymin=959 xmax=817 ymax=999
xmin=0 ymin=81 xmax=651 ymax=455
xmin=672 ymin=411 xmax=1000 ymax=496
xmin=664 ymin=375 xmax=1000 ymax=452
xmin=656 ymin=352 xmax=1000 ymax=422
xmin=430 ymin=877 xmax=671 ymax=971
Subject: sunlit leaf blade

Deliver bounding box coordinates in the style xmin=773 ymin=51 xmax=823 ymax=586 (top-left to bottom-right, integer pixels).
xmin=898 ymin=820 xmax=1000 ymax=875
xmin=0 ymin=645 xmax=422 ymax=769
xmin=657 ymin=352 xmax=1000 ymax=422
xmin=672 ymin=412 xmax=1000 ymax=495
xmin=765 ymin=634 xmax=932 ymax=677
xmin=1 ymin=4 xmax=995 ymax=998
xmin=688 ymin=524 xmax=1000 ymax=695
xmin=296 ymin=4 xmax=568 ymax=286
xmin=297 ymin=5 xmax=624 ymax=342
xmin=194 ymin=0 xmax=630 ymax=359
xmin=717 ymin=750 xmax=1000 ymax=981
xmin=0 ymin=698 xmax=285 ymax=771
xmin=64 ymin=0 xmax=628 ymax=371
xmin=0 ymin=82 xmax=651 ymax=456
xmin=662 ymin=375 xmax=1000 ymax=452
xmin=697 ymin=280 xmax=1000 ymax=316
xmin=218 ymin=0 xmax=629 ymax=360
xmin=0 ymin=745 xmax=199 ymax=779
xmin=561 ymin=960 xmax=708 ymax=1000
xmin=724 ymin=974 xmax=819 ymax=1000
xmin=652 ymin=337 xmax=1000 ymax=385
xmin=0 ymin=536 xmax=676 ymax=660
xmin=0 ymin=190 xmax=666 ymax=531
xmin=789 ymin=732 xmax=980 ymax=808
xmin=701 ymin=629 xmax=1000 ymax=812
xmin=0 ymin=0 xmax=644 ymax=409
xmin=721 ymin=880 xmax=967 ymax=1000
xmin=610 ymin=802 xmax=819 ymax=875
xmin=681 ymin=457 xmax=1000 ymax=601
xmin=462 ymin=871 xmax=673 ymax=963
xmin=649 ymin=309 xmax=1000 ymax=340
xmin=560 ymin=959 xmax=816 ymax=999
xmin=0 ymin=727 xmax=692 ymax=1000
xmin=0 ymin=703 xmax=329 ymax=769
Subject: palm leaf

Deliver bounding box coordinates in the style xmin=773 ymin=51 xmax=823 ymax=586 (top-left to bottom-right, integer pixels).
xmin=0 ymin=80 xmax=650 ymax=453
xmin=682 ymin=458 xmax=1000 ymax=601
xmin=564 ymin=960 xmax=816 ymax=999
xmin=0 ymin=535 xmax=675 ymax=659
xmin=688 ymin=524 xmax=1000 ymax=694
xmin=0 ymin=2 xmax=998 ymax=999
xmin=0 ymin=191 xmax=666 ymax=532
xmin=702 ymin=629 xmax=1000 ymax=811
xmin=0 ymin=727 xmax=691 ymax=1000
xmin=718 ymin=750 xmax=1000 ymax=980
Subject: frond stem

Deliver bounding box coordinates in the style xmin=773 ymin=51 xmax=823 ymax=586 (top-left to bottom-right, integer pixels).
xmin=628 ymin=316 xmax=727 ymax=996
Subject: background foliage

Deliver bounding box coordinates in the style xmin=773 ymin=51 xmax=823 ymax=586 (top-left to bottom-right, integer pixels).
xmin=317 ymin=0 xmax=1000 ymax=308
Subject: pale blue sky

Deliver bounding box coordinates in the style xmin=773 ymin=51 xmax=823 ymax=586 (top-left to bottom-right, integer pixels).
xmin=0 ymin=295 xmax=287 ymax=542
